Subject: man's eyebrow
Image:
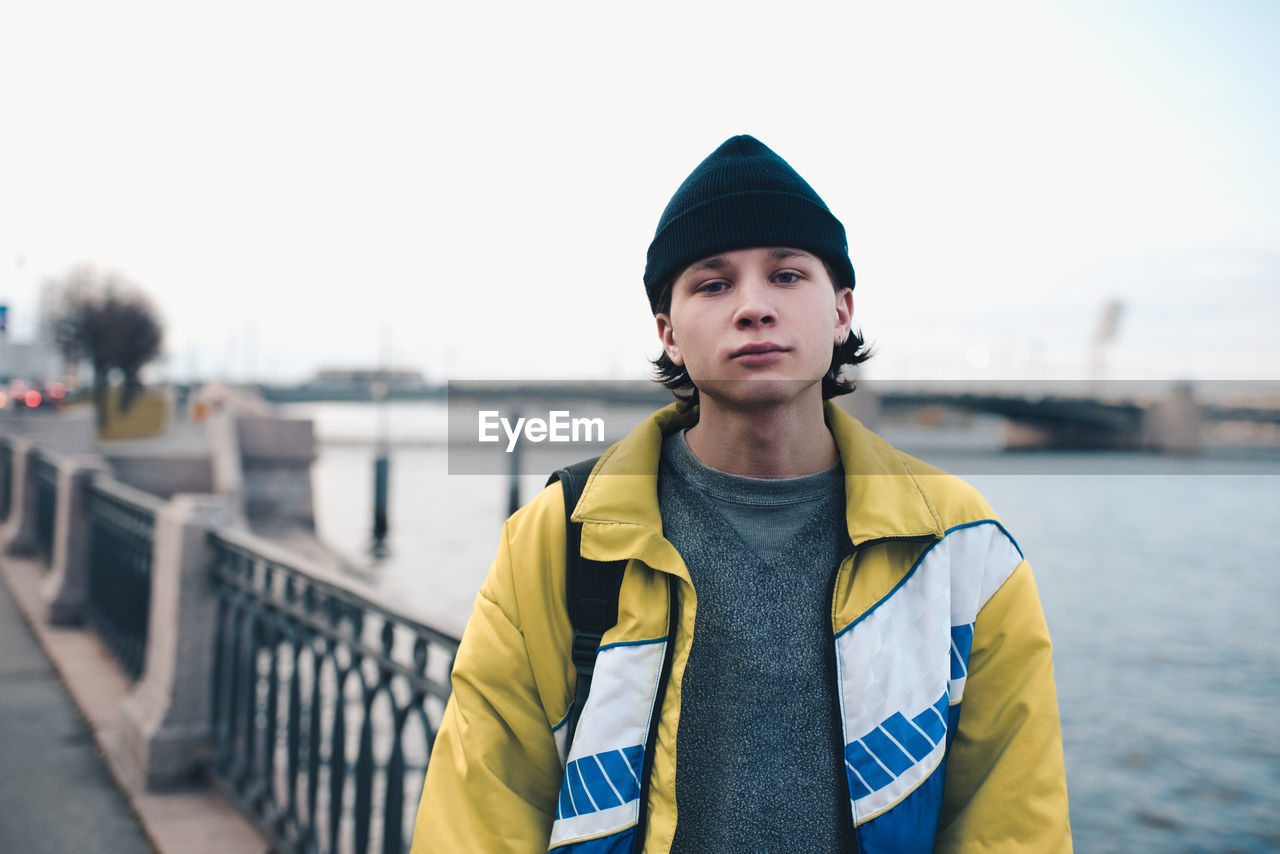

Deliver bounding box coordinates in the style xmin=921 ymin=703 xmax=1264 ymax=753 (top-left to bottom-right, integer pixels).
xmin=687 ymin=256 xmax=728 ymax=272
xmin=687 ymin=249 xmax=813 ymax=273
xmin=766 ymin=247 xmax=815 ymax=261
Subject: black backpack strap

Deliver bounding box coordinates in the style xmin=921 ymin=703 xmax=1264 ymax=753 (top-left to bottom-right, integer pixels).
xmin=547 ymin=457 xmax=627 ymax=746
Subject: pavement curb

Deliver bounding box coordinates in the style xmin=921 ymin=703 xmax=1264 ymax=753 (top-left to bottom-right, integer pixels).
xmin=0 ymin=555 xmax=275 ymax=854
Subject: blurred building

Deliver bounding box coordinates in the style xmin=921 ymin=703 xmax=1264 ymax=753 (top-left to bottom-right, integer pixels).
xmin=0 ymin=338 xmax=60 ymax=384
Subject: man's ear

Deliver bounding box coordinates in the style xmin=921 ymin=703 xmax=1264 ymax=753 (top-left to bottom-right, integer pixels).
xmin=655 ymin=313 xmax=684 ymax=366
xmin=833 ymin=287 xmax=854 ymax=344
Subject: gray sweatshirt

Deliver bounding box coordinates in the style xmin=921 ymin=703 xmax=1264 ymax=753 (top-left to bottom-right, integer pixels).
xmin=659 ymin=430 xmax=854 ymax=853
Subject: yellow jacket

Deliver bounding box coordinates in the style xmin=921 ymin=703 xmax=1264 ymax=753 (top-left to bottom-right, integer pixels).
xmin=412 ymin=402 xmax=1071 ymax=853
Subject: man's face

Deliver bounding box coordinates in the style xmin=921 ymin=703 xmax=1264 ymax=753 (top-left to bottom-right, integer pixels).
xmin=655 ymin=247 xmax=853 ymax=411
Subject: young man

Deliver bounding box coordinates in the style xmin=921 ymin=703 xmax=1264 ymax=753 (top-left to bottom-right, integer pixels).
xmin=412 ymin=135 xmax=1071 ymax=852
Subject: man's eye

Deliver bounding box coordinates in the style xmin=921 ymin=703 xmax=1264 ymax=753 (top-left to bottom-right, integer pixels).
xmin=697 ymin=280 xmax=729 ymax=293
xmin=773 ymin=271 xmax=801 ymax=284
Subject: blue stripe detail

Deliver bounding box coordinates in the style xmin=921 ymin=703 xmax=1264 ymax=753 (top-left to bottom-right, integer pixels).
xmin=623 ymin=744 xmax=644 ymax=782
xmin=834 ymin=519 xmax=1022 ymax=638
xmin=882 ymin=712 xmax=935 ymax=762
xmin=933 ymin=693 xmax=949 ymax=723
xmin=861 ymin=728 xmax=915 ymax=776
xmin=950 ymin=623 xmax=974 ymax=680
xmin=911 ymin=705 xmax=946 ymax=745
xmin=595 ymin=635 xmax=667 ymax=654
xmin=557 ymin=772 xmax=576 ymax=819
xmin=578 ymin=755 xmax=622 ymax=810
xmin=854 ymin=759 xmax=946 ymax=852
xmin=597 ymin=749 xmax=640 ymax=803
xmin=845 ymin=740 xmax=895 ymax=791
xmin=567 ymin=762 xmax=595 ymax=813
xmin=555 ymin=746 xmax=645 ymax=820
xmin=845 ymin=762 xmax=872 ymax=800
xmin=552 ymin=825 xmax=637 ymax=853
xmin=845 ymin=692 xmax=950 ymax=801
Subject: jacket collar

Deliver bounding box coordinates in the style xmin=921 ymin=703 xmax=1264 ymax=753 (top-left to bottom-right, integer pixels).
xmin=824 ymin=402 xmax=946 ymax=548
xmin=574 ymin=400 xmax=944 ymax=574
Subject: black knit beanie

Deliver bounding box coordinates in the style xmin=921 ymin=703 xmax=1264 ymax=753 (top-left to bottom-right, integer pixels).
xmin=644 ymin=134 xmax=855 ymax=312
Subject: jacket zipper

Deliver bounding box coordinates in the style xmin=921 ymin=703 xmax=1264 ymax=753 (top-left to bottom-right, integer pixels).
xmin=631 ymin=573 xmax=679 ymax=854
xmin=827 ymin=542 xmax=861 ymax=853
xmin=828 ymin=532 xmax=940 ymax=852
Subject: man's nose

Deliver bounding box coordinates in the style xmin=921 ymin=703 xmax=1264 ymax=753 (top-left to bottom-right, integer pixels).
xmin=732 ymin=278 xmax=776 ymax=327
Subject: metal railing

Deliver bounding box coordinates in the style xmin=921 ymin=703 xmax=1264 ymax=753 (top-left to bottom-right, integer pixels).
xmin=0 ymin=440 xmax=12 ymax=521
xmin=86 ymin=477 xmax=162 ymax=680
xmin=209 ymin=529 xmax=459 ymax=854
xmin=32 ymin=451 xmax=60 ymax=567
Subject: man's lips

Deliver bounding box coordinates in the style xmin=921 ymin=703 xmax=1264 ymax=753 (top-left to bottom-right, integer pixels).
xmin=731 ymin=342 xmax=789 ymax=358
xmin=730 ymin=342 xmax=789 ymax=364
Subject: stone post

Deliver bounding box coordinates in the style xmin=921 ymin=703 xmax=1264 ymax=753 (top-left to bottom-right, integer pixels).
xmin=237 ymin=415 xmax=316 ymax=530
xmin=43 ymin=456 xmax=113 ymax=625
xmin=208 ymin=411 xmax=246 ymax=520
xmin=120 ymin=493 xmax=241 ymax=790
xmin=0 ymin=438 xmax=40 ymax=557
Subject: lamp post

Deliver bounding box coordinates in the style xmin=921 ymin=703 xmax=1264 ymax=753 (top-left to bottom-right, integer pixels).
xmin=371 ymin=377 xmax=390 ymax=558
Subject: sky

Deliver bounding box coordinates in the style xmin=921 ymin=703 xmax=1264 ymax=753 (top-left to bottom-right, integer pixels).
xmin=0 ymin=0 xmax=1277 ymax=384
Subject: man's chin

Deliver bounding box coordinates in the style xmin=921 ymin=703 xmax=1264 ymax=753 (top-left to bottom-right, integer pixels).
xmin=696 ymin=378 xmax=821 ymax=410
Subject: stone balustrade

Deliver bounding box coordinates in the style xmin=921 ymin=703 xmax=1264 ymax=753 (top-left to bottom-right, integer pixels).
xmin=0 ymin=419 xmax=457 ymax=854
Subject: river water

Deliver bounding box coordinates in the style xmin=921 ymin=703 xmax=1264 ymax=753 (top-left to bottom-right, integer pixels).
xmin=281 ymin=401 xmax=1280 ymax=853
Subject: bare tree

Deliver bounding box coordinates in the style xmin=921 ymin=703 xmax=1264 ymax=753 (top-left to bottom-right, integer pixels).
xmin=44 ymin=267 xmax=164 ymax=428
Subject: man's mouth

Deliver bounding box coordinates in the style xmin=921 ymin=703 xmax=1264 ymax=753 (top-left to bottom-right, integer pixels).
xmin=730 ymin=342 xmax=790 ymax=365
xmin=731 ymin=342 xmax=789 ymax=359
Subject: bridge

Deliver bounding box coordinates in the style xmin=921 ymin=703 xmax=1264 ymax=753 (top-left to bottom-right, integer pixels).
xmin=248 ymin=379 xmax=1280 ymax=454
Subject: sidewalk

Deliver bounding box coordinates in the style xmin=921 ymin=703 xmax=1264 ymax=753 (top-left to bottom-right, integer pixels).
xmin=0 ymin=554 xmax=272 ymax=854
xmin=0 ymin=555 xmax=152 ymax=853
